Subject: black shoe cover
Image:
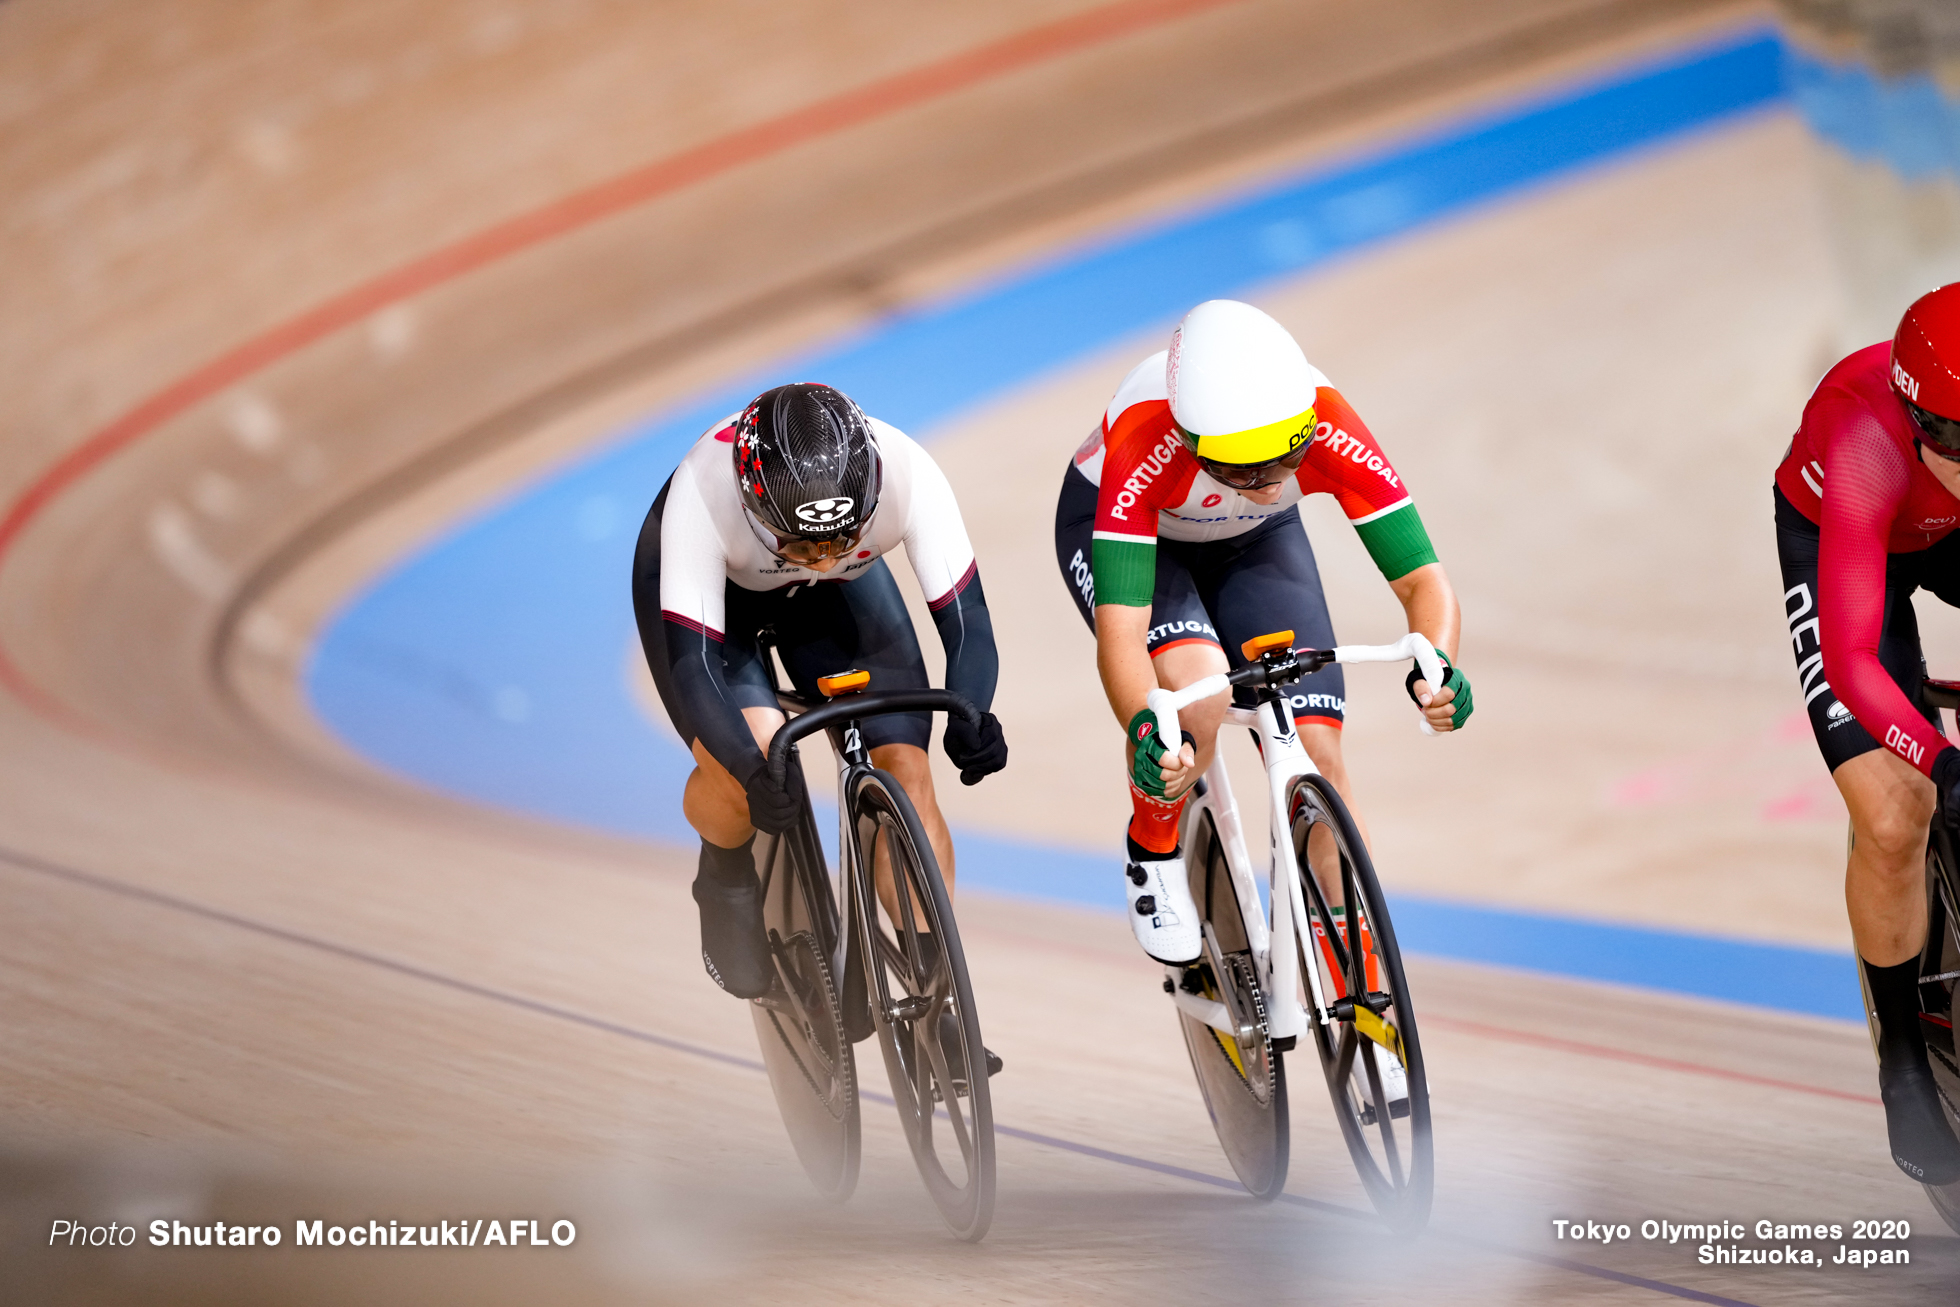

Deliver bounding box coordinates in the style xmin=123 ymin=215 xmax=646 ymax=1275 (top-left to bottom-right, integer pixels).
xmin=935 ymin=1009 xmax=1004 ymax=1084
xmin=691 ymin=869 xmax=772 ymax=999
xmin=1879 ymin=1054 xmax=1960 ymax=1186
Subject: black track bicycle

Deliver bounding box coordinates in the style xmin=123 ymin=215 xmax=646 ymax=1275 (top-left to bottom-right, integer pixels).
xmin=744 ymin=654 xmax=996 ymax=1242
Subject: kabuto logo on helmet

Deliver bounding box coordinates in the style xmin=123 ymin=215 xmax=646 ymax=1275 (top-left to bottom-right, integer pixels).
xmin=794 ymin=497 xmax=855 ymax=525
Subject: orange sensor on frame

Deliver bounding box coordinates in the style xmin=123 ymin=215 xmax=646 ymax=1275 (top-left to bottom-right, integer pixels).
xmin=817 ymin=669 xmax=871 ymax=697
xmin=1240 ymin=631 xmax=1295 ymax=660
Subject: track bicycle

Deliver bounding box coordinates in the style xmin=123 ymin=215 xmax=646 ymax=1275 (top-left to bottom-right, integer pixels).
xmin=744 ymin=650 xmax=996 ymax=1242
xmin=1861 ymin=675 xmax=1960 ymax=1234
xmin=1145 ymin=629 xmax=1443 ymax=1230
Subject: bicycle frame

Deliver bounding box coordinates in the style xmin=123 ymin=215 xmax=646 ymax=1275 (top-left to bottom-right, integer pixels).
xmin=1151 ymin=633 xmax=1444 ymax=1046
xmin=766 ymin=687 xmax=985 ymax=1033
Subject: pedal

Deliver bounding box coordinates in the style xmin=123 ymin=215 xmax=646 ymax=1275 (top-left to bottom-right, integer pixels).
xmin=1270 ymin=1035 xmax=1296 ymax=1052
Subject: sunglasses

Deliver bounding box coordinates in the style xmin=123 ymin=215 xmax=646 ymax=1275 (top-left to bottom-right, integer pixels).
xmin=1197 ymin=442 xmax=1310 ymax=490
xmin=1908 ymin=401 xmax=1960 ymax=457
xmin=743 ymin=505 xmax=866 ymax=565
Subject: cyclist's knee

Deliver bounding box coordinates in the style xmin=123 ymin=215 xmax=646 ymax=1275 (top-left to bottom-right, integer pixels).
xmin=1854 ymin=802 xmax=1932 ymax=865
xmin=742 ymin=706 xmax=786 ymax=752
xmin=871 ymin=742 xmax=935 ymax=796
xmin=1301 ymin=722 xmax=1348 ymax=781
xmin=1839 ymin=751 xmax=1935 ymax=859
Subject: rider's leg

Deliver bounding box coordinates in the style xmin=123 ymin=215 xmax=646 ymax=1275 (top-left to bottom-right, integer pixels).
xmin=1838 ymin=749 xmax=1960 ymax=1181
xmin=680 ymin=707 xmax=788 ymax=999
xmin=1105 ymin=640 xmax=1224 ymax=967
xmin=1298 ymin=721 xmax=1367 ymax=910
xmin=865 ymin=742 xmax=955 ymax=929
xmin=682 ymin=707 xmax=787 ymax=846
xmin=1836 ymin=748 xmax=1934 ymax=965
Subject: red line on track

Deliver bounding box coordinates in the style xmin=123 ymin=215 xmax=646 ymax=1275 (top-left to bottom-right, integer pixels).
xmin=0 ymin=0 xmax=1242 ymax=715
xmin=1428 ymin=1013 xmax=1882 ymax=1106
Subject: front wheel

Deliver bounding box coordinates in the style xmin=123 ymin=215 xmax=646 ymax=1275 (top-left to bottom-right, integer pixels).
xmin=849 ymin=769 xmax=995 ymax=1242
xmin=1290 ymin=773 xmax=1434 ymax=1231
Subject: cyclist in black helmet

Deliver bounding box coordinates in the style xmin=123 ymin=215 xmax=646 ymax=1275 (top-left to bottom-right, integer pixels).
xmin=632 ymin=384 xmax=1007 ymax=1037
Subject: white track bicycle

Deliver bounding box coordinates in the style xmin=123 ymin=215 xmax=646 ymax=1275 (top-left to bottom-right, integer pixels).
xmin=1147 ymin=629 xmax=1442 ymax=1230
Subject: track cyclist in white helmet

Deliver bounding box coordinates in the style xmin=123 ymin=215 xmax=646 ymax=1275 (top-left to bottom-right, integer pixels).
xmin=1054 ymin=300 xmax=1470 ymax=966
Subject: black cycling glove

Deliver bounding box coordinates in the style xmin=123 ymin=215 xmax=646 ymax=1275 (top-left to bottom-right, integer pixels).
xmin=744 ymin=758 xmax=807 ymax=834
xmin=1933 ymin=746 xmax=1960 ymax=832
xmin=943 ymin=711 xmax=1008 ymax=785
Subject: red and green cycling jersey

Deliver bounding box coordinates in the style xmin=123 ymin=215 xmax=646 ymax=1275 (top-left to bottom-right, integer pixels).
xmin=1075 ymin=350 xmax=1437 ymax=606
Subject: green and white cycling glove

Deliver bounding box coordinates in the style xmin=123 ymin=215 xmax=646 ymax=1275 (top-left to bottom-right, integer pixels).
xmin=1127 ymin=707 xmax=1195 ymax=798
xmin=1404 ymin=649 xmax=1474 ymax=730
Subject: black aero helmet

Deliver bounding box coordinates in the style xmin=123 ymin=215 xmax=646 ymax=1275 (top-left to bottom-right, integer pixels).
xmin=734 ymin=383 xmax=883 ymax=540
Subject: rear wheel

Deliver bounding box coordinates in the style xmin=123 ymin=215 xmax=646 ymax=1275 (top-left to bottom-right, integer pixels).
xmin=748 ymin=812 xmax=860 ymax=1199
xmin=851 ymin=769 xmax=995 ymax=1241
xmin=1175 ymin=807 xmax=1288 ymax=1199
xmin=1291 ymin=773 xmax=1433 ymax=1231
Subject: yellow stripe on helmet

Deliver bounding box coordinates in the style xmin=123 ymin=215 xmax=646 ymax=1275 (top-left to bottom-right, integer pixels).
xmin=1185 ymin=404 xmax=1318 ymax=466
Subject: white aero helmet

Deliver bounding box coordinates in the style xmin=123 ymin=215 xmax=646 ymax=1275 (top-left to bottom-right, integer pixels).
xmin=1166 ymin=299 xmax=1319 ymax=467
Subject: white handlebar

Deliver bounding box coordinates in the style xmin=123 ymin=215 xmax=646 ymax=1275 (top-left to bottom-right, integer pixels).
xmin=1146 ymin=633 xmax=1446 ymax=744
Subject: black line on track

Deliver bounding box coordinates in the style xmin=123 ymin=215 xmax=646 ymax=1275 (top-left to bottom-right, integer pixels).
xmin=2 ymin=841 xmax=1757 ymax=1305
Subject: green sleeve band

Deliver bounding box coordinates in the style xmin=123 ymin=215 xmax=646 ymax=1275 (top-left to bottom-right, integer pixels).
xmin=1090 ymin=537 xmax=1156 ymax=608
xmin=1353 ymin=503 xmax=1438 ymax=581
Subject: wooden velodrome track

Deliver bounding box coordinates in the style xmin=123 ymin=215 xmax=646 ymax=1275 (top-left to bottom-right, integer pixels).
xmin=4 ymin=1 xmax=1958 ymax=1302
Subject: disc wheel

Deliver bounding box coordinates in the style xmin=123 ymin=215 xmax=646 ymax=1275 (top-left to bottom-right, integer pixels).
xmin=1291 ymin=774 xmax=1433 ymax=1231
xmin=852 ymin=769 xmax=995 ymax=1242
xmin=1918 ymin=842 xmax=1960 ymax=1234
xmin=1175 ymin=809 xmax=1288 ymax=1199
xmin=748 ymin=815 xmax=859 ymax=1199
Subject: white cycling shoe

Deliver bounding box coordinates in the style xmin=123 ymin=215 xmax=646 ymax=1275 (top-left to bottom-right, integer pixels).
xmin=1124 ymin=850 xmax=1202 ymax=966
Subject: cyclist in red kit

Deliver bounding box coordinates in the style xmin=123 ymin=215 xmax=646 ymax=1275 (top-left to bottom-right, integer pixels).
xmin=1774 ymin=283 xmax=1960 ymax=1185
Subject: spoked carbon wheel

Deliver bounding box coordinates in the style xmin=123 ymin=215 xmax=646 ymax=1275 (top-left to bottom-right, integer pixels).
xmin=1916 ymin=840 xmax=1960 ymax=1234
xmin=851 ymin=770 xmax=995 ymax=1241
xmin=1176 ymin=808 xmax=1288 ymax=1198
xmin=1291 ymin=774 xmax=1433 ymax=1231
xmin=748 ymin=816 xmax=860 ymax=1199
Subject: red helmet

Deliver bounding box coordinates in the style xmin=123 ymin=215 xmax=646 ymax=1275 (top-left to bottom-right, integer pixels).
xmin=1892 ymin=283 xmax=1960 ymax=450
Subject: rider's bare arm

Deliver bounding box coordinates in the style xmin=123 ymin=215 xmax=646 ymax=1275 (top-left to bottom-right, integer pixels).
xmin=1389 ymin=562 xmax=1462 ymax=731
xmin=1094 ymin=602 xmax=1197 ymax=785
